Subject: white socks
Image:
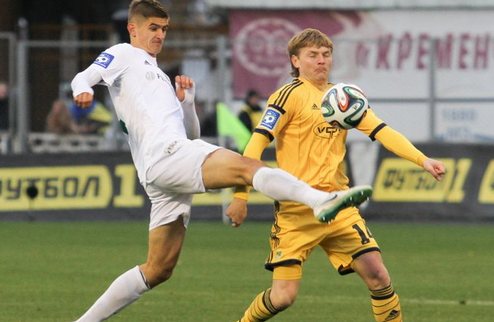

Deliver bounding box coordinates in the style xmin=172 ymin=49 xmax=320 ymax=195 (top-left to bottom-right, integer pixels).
xmin=252 ymin=167 xmax=330 ymax=209
xmin=75 ymin=266 xmax=149 ymax=322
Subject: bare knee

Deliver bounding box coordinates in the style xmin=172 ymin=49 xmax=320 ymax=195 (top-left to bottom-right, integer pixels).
xmin=353 ymin=252 xmax=391 ymax=290
xmin=270 ymin=283 xmax=299 ymax=310
xmin=364 ymin=266 xmax=391 ymax=290
xmin=141 ymin=263 xmax=176 ymax=288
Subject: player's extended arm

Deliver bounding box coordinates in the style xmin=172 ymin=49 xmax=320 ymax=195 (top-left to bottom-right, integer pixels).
xmin=71 ymin=66 xmax=103 ymax=108
xmin=226 ymin=132 xmax=270 ymax=227
xmin=375 ymin=126 xmax=446 ymax=181
xmin=175 ymin=75 xmax=200 ymax=140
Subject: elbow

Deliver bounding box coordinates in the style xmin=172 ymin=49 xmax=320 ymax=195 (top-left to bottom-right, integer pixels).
xmin=188 ymin=129 xmax=200 ymax=140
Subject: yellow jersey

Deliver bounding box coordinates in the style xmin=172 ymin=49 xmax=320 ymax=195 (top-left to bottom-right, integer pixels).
xmin=238 ymin=77 xmax=427 ymax=198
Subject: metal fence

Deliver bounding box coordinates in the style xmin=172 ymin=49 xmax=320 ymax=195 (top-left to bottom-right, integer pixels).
xmin=2 ymin=32 xmax=494 ymax=154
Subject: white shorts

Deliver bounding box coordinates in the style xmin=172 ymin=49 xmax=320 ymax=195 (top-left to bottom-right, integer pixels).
xmin=145 ymin=139 xmax=221 ymax=230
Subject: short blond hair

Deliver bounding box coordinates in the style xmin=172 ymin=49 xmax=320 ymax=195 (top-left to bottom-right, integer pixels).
xmin=288 ymin=28 xmax=333 ymax=77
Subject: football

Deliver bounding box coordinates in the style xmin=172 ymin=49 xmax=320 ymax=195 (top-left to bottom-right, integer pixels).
xmin=321 ymin=83 xmax=369 ymax=129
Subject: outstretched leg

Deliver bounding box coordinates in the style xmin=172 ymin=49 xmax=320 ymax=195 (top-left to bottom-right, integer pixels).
xmin=74 ymin=217 xmax=186 ymax=321
xmin=202 ymin=149 xmax=372 ymax=223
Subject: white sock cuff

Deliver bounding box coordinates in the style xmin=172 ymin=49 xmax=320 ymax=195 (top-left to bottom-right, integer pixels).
xmin=133 ymin=266 xmax=150 ymax=292
xmin=252 ymin=167 xmax=270 ymax=192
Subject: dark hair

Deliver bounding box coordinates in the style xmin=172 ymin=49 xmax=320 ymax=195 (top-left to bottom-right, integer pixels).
xmin=245 ymin=89 xmax=259 ymax=100
xmin=287 ymin=28 xmax=333 ymax=77
xmin=128 ymin=0 xmax=168 ymax=22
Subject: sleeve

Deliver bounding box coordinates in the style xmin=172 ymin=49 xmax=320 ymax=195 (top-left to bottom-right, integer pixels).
xmin=356 ymin=108 xmax=427 ymax=168
xmin=92 ymin=45 xmax=129 ymax=87
xmin=233 ymin=132 xmax=271 ymax=200
xmin=374 ymin=126 xmax=427 ymax=167
xmin=71 ymin=66 xmax=101 ymax=97
xmin=180 ymin=84 xmax=200 ymax=139
xmin=253 ymin=86 xmax=299 ymax=141
xmin=71 ymin=45 xmax=128 ymax=97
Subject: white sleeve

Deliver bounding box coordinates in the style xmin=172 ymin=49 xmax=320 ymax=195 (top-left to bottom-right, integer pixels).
xmin=179 ymin=82 xmax=201 ymax=139
xmin=71 ymin=66 xmax=101 ymax=97
xmin=71 ymin=45 xmax=128 ymax=97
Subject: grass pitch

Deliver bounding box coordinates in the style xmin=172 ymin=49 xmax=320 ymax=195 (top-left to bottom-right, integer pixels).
xmin=0 ymin=220 xmax=493 ymax=321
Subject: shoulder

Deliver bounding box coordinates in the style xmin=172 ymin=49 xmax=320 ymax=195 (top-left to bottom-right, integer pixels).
xmin=93 ymin=43 xmax=133 ymax=69
xmin=267 ymin=79 xmax=305 ymax=111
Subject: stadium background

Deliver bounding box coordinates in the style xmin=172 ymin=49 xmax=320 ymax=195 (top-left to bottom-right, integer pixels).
xmin=0 ymin=0 xmax=493 ymax=221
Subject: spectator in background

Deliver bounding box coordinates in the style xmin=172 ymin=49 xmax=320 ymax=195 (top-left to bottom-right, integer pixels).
xmin=238 ymin=89 xmax=263 ymax=132
xmin=46 ymin=99 xmax=112 ymax=135
xmin=69 ymin=100 xmax=112 ymax=135
xmin=0 ymin=80 xmax=9 ymax=131
xmin=46 ymin=99 xmax=76 ymax=134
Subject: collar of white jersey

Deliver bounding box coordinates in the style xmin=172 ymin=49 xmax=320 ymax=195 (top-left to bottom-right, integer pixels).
xmin=128 ymin=44 xmax=158 ymax=66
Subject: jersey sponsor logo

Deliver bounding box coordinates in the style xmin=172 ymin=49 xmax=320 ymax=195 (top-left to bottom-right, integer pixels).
xmin=93 ymin=52 xmax=115 ymax=69
xmin=260 ymin=109 xmax=281 ymax=130
xmin=314 ymin=121 xmax=340 ymax=139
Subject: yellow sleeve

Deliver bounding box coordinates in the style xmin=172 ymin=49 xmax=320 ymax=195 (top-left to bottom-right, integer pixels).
xmin=374 ymin=126 xmax=427 ymax=167
xmin=233 ymin=132 xmax=271 ymax=200
xmin=356 ymin=108 xmax=427 ymax=168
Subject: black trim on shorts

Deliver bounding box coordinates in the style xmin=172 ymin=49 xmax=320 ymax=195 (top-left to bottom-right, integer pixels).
xmin=337 ymin=247 xmax=381 ymax=275
xmin=352 ymin=247 xmax=381 ymax=260
xmin=265 ymin=259 xmax=302 ymax=272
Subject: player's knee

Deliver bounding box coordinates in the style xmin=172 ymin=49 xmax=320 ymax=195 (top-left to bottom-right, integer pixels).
xmin=271 ymin=288 xmax=298 ymax=310
xmin=152 ymin=268 xmax=174 ymax=286
xmin=144 ymin=264 xmax=176 ymax=287
xmin=366 ymin=267 xmax=391 ymax=290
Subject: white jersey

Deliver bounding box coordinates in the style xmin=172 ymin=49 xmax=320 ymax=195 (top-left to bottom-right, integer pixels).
xmin=72 ymin=43 xmax=188 ymax=185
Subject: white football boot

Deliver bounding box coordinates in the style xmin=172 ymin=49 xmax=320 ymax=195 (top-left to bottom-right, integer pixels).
xmin=314 ymin=185 xmax=373 ymax=223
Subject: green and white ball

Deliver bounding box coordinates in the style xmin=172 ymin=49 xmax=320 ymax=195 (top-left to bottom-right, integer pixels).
xmin=321 ymin=83 xmax=369 ymax=129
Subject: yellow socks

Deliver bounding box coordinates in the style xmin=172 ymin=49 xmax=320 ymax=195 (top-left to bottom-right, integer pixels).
xmin=237 ymin=288 xmax=282 ymax=322
xmin=370 ymin=285 xmax=402 ymax=321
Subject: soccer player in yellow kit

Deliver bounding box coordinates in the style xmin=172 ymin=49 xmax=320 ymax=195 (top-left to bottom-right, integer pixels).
xmin=226 ymin=28 xmax=446 ymax=322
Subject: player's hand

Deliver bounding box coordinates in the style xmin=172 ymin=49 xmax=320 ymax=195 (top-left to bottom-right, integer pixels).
xmin=423 ymin=158 xmax=446 ymax=181
xmin=73 ymin=92 xmax=94 ymax=108
xmin=226 ymin=197 xmax=248 ymax=228
xmin=175 ymin=75 xmax=194 ymax=103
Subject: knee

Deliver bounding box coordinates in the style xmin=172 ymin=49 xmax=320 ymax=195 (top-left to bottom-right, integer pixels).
xmin=365 ymin=267 xmax=391 ymax=290
xmin=142 ymin=264 xmax=175 ymax=287
xmin=270 ymin=287 xmax=298 ymax=310
xmin=154 ymin=267 xmax=175 ymax=284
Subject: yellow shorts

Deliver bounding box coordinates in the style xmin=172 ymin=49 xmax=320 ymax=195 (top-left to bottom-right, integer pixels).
xmin=266 ymin=202 xmax=380 ymax=280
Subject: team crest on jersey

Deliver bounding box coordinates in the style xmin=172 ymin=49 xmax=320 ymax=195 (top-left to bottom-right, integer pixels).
xmin=260 ymin=109 xmax=281 ymax=130
xmin=93 ymin=52 xmax=114 ymax=69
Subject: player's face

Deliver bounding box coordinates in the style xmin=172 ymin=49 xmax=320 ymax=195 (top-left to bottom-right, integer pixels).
xmin=291 ymin=46 xmax=332 ymax=85
xmin=129 ymin=17 xmax=169 ymax=57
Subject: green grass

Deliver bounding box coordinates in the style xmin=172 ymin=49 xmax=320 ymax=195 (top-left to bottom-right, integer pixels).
xmin=0 ymin=220 xmax=493 ymax=321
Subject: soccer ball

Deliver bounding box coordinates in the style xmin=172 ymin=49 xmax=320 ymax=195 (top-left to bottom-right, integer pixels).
xmin=321 ymin=83 xmax=369 ymax=129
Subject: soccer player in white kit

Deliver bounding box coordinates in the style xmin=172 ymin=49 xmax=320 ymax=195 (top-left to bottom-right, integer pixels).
xmin=70 ymin=1 xmax=372 ymax=321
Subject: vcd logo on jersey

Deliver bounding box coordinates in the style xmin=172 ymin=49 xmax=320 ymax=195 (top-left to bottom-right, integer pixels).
xmin=93 ymin=52 xmax=115 ymax=69
xmin=314 ymin=121 xmax=340 ymax=139
xmin=260 ymin=109 xmax=281 ymax=130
